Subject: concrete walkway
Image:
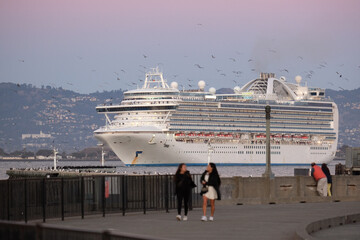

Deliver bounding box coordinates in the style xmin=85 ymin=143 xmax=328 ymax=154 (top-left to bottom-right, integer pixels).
xmin=44 ymin=201 xmax=360 ymax=240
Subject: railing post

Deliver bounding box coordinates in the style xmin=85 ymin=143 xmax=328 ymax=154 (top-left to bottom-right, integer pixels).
xmin=165 ymin=176 xmax=169 ymax=213
xmin=143 ymin=175 xmax=146 ymax=214
xmin=122 ymin=175 xmax=126 ymax=216
xmin=81 ymin=177 xmax=85 ymax=219
xmin=24 ymin=179 xmax=27 ymax=223
xmin=102 ymin=176 xmax=106 ymax=217
xmin=61 ymin=178 xmax=64 ymax=221
xmin=7 ymin=179 xmax=10 ymax=220
xmin=42 ymin=178 xmax=46 ymax=222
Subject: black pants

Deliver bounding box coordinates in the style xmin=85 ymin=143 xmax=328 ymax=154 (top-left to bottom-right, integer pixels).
xmin=177 ymin=190 xmax=190 ymax=215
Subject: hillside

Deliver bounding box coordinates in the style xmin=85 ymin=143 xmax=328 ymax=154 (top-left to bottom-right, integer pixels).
xmin=0 ymin=84 xmax=359 ymax=153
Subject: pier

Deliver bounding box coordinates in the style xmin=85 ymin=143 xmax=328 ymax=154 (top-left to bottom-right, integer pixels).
xmin=0 ymin=174 xmax=359 ymax=239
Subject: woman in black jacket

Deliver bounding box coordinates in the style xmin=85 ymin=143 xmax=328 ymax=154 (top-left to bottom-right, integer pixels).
xmin=174 ymin=163 xmax=195 ymax=221
xmin=200 ymin=162 xmax=221 ymax=221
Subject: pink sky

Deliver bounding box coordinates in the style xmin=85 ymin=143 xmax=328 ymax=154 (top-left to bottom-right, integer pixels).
xmin=0 ymin=0 xmax=359 ymax=92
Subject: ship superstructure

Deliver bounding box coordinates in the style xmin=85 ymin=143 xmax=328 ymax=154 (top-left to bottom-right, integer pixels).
xmin=94 ymin=68 xmax=338 ymax=165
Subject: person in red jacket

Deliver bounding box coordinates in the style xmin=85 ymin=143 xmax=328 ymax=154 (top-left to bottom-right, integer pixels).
xmin=311 ymin=162 xmax=328 ymax=197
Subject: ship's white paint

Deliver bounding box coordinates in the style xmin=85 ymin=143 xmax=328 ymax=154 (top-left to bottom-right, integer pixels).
xmin=94 ymin=69 xmax=338 ymax=166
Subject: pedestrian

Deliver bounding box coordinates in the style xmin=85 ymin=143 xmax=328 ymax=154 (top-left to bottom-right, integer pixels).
xmin=311 ymin=162 xmax=327 ymax=197
xmin=321 ymin=163 xmax=332 ymax=197
xmin=174 ymin=163 xmax=196 ymax=221
xmin=200 ymin=162 xmax=221 ymax=221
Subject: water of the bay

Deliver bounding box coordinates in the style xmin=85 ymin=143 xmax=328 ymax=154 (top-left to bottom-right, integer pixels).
xmin=0 ymin=159 xmax=342 ymax=180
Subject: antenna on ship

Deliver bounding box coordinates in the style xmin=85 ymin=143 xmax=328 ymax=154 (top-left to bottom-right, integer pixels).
xmin=143 ymin=66 xmax=169 ymax=89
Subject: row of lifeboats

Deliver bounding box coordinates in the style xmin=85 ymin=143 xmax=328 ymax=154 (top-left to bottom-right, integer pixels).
xmin=174 ymin=132 xmax=310 ymax=141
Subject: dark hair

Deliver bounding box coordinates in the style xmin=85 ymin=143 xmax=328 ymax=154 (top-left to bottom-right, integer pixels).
xmin=311 ymin=162 xmax=315 ymax=167
xmin=321 ymin=163 xmax=330 ymax=175
xmin=174 ymin=163 xmax=185 ymax=181
xmin=209 ymin=162 xmax=219 ymax=176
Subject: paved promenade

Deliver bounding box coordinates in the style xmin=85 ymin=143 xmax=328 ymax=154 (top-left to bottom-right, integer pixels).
xmin=44 ymin=201 xmax=360 ymax=240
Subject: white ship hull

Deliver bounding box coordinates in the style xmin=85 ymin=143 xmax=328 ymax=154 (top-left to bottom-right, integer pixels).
xmin=95 ymin=131 xmax=337 ymax=166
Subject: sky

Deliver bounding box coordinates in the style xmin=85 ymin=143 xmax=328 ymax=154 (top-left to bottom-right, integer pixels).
xmin=0 ymin=0 xmax=360 ymax=93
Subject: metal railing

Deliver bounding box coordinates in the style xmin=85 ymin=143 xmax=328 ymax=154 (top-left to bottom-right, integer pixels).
xmin=0 ymin=174 xmax=202 ymax=222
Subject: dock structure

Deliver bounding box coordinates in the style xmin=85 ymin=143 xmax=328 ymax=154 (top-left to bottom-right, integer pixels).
xmin=0 ymin=173 xmax=359 ymax=239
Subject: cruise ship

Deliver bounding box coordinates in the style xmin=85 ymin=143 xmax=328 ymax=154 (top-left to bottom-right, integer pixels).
xmin=94 ymin=68 xmax=338 ymax=166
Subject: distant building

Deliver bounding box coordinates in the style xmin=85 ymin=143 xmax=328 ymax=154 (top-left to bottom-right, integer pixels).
xmin=21 ymin=131 xmax=53 ymax=150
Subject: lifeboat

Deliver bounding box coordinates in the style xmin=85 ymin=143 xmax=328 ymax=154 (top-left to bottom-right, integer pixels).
xmin=293 ymin=135 xmax=302 ymax=141
xmin=283 ymin=135 xmax=292 ymax=141
xmin=224 ymin=134 xmax=233 ymax=138
xmin=217 ymin=133 xmax=225 ymax=138
xmin=205 ymin=133 xmax=214 ymax=137
xmin=301 ymin=135 xmax=309 ymax=140
xmin=174 ymin=133 xmax=185 ymax=137
xmin=187 ymin=133 xmax=196 ymax=138
xmin=255 ymin=134 xmax=266 ymax=139
xmin=197 ymin=133 xmax=206 ymax=137
xmin=274 ymin=134 xmax=282 ymax=139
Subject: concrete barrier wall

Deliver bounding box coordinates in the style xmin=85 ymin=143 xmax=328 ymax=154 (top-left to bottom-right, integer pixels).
xmin=219 ymin=175 xmax=360 ymax=205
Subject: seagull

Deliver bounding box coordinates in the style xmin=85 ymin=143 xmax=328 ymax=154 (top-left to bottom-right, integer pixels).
xmin=248 ymin=59 xmax=253 ymax=62
xmin=229 ymin=58 xmax=236 ymax=62
xmin=66 ymin=82 xmax=73 ymax=85
xmin=338 ymin=87 xmax=344 ymax=90
xmin=251 ymin=69 xmax=256 ymax=72
xmin=117 ymin=77 xmax=121 ymax=81
xmin=297 ymin=56 xmax=303 ymax=60
xmin=16 ymin=83 xmax=21 ymax=87
xmin=18 ymin=59 xmax=25 ymax=62
xmin=268 ymin=49 xmax=276 ymax=53
xmin=194 ymin=64 xmax=204 ymax=69
xmin=211 ymin=55 xmax=216 ymax=59
xmin=220 ymin=73 xmax=226 ymax=76
xmin=216 ymin=69 xmax=222 ymax=72
xmin=143 ymin=54 xmax=147 ymax=58
xmin=281 ymin=69 xmax=289 ymax=73
xmin=197 ymin=23 xmax=203 ymax=26
xmin=121 ymin=69 xmax=126 ymax=73
xmin=188 ymin=84 xmax=193 ymax=87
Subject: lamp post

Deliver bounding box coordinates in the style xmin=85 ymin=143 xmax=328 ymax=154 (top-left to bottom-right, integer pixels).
xmin=262 ymin=105 xmax=274 ymax=179
xmin=98 ymin=143 xmax=105 ymax=166
xmin=53 ymin=147 xmax=58 ymax=170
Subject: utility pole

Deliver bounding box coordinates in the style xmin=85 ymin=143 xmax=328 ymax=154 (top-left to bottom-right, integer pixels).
xmin=262 ymin=105 xmax=274 ymax=179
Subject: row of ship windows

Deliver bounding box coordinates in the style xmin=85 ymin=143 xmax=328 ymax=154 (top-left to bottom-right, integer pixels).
xmin=310 ymin=147 xmax=329 ymax=150
xmin=255 ymin=151 xmax=281 ymax=155
xmin=182 ymin=151 xmax=281 ymax=154
xmin=245 ymin=146 xmax=281 ymax=149
xmin=177 ymin=109 xmax=332 ymax=117
xmin=310 ymin=152 xmax=327 ymax=155
xmin=170 ymin=123 xmax=333 ymax=131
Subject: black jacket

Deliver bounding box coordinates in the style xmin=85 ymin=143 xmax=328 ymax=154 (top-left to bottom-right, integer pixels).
xmin=174 ymin=171 xmax=196 ymax=195
xmin=200 ymin=170 xmax=221 ymax=200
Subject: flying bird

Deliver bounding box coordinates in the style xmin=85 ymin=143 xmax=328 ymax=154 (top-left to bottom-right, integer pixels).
xmin=121 ymin=69 xmax=126 ymax=73
xmin=143 ymin=54 xmax=147 ymax=58
xmin=211 ymin=55 xmax=216 ymax=59
xmin=194 ymin=64 xmax=204 ymax=69
xmin=18 ymin=59 xmax=25 ymax=62
xmin=280 ymin=69 xmax=289 ymax=73
xmin=220 ymin=73 xmax=226 ymax=76
xmin=268 ymin=49 xmax=276 ymax=53
xmin=117 ymin=77 xmax=121 ymax=81
xmin=297 ymin=56 xmax=303 ymax=60
xmin=338 ymin=87 xmax=344 ymax=90
xmin=248 ymin=59 xmax=253 ymax=62
xmin=229 ymin=58 xmax=236 ymax=62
